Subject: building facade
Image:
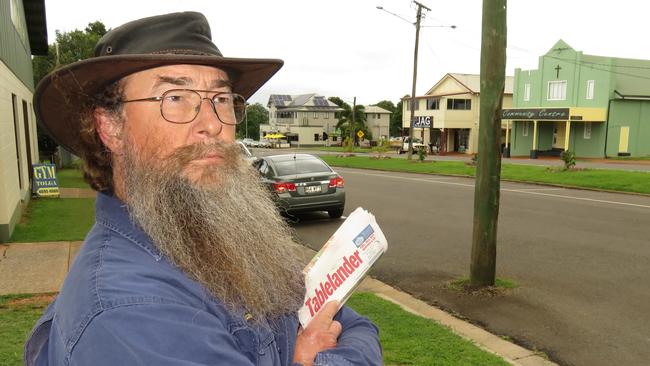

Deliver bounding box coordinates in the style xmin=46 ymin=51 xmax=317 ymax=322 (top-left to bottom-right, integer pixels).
xmin=402 ymin=73 xmax=514 ymax=154
xmin=261 ymin=94 xmax=343 ymax=146
xmin=0 ymin=0 xmax=47 ymax=242
xmin=363 ymin=105 xmax=391 ymax=141
xmin=505 ymin=40 xmax=650 ymax=158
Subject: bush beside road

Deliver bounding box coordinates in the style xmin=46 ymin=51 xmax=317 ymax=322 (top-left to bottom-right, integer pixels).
xmin=320 ymin=155 xmax=650 ymax=195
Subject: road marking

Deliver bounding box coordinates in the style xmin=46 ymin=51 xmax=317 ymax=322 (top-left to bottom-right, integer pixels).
xmin=507 ymin=188 xmax=563 ymax=192
xmin=504 ymin=189 xmax=650 ymax=209
xmin=339 ymin=169 xmax=650 ymax=209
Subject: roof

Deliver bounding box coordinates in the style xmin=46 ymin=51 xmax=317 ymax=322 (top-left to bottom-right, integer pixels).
xmin=424 ymin=73 xmax=514 ymax=96
xmin=23 ymin=0 xmax=48 ymax=55
xmin=268 ymin=94 xmax=342 ymax=111
xmin=364 ymin=105 xmax=392 ymax=114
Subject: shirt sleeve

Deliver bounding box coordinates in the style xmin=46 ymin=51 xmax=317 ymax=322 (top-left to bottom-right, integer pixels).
xmin=314 ymin=305 xmax=382 ymax=366
xmin=70 ymin=303 xmax=258 ymax=366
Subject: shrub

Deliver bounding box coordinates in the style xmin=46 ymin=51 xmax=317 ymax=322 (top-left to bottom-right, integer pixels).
xmin=560 ymin=151 xmax=576 ymax=170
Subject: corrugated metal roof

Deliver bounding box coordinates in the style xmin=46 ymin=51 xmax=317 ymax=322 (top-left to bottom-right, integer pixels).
xmin=364 ymin=105 xmax=392 ymax=114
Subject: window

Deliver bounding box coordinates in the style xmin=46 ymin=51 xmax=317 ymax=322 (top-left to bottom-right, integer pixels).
xmin=447 ymin=98 xmax=472 ymax=110
xmin=547 ymin=80 xmax=567 ymax=100
xmin=524 ymin=83 xmax=531 ymax=101
xmin=426 ymin=98 xmax=440 ymax=110
xmin=313 ymin=112 xmax=319 ymax=119
xmin=584 ymin=123 xmax=592 ymax=139
xmin=522 ymin=122 xmax=529 ymax=137
xmin=586 ymin=80 xmax=595 ymax=100
xmin=10 ymin=0 xmax=28 ymax=47
xmin=324 ymin=112 xmax=329 ymax=119
xmin=277 ymin=111 xmax=294 ymax=118
xmin=11 ymin=94 xmax=23 ymax=189
xmin=376 ymin=113 xmax=381 ymax=119
xmin=406 ymin=99 xmax=419 ymax=110
xmin=314 ymin=133 xmax=320 ymax=141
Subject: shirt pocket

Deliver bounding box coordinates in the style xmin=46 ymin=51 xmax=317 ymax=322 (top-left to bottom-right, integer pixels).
xmin=228 ymin=320 xmax=278 ymax=366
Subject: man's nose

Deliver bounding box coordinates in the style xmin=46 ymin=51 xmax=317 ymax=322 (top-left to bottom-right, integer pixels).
xmin=193 ymin=98 xmax=223 ymax=138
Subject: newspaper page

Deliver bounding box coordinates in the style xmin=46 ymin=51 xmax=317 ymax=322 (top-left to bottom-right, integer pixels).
xmin=298 ymin=207 xmax=388 ymax=328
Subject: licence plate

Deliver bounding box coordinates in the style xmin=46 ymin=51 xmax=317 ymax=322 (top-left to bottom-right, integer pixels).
xmin=305 ymin=185 xmax=322 ymax=194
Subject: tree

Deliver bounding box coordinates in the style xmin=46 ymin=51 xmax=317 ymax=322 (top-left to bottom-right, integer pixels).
xmin=32 ymin=21 xmax=108 ymax=86
xmin=32 ymin=21 xmax=109 ymax=154
xmin=391 ymin=100 xmax=404 ymax=137
xmin=237 ymin=103 xmax=268 ymax=139
xmin=328 ymin=97 xmax=367 ymax=144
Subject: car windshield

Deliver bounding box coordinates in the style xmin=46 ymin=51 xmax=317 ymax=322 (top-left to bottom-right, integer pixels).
xmin=273 ymin=158 xmax=331 ymax=176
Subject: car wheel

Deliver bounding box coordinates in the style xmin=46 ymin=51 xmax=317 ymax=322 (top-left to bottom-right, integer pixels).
xmin=328 ymin=208 xmax=344 ymax=219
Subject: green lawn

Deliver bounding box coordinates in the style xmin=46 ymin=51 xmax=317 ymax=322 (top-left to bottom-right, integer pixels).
xmin=0 ymin=294 xmax=54 ymax=366
xmin=56 ymin=168 xmax=89 ymax=188
xmin=9 ymin=198 xmax=96 ymax=242
xmin=347 ymin=292 xmax=508 ymax=365
xmin=321 ymin=156 xmax=650 ymax=195
xmin=1 ymin=292 xmax=506 ymax=366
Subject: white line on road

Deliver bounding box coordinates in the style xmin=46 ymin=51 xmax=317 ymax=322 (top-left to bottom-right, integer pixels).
xmin=340 ymin=169 xmax=650 ymax=210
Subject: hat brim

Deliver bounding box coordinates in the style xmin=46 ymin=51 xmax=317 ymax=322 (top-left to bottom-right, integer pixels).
xmin=34 ymin=54 xmax=283 ymax=156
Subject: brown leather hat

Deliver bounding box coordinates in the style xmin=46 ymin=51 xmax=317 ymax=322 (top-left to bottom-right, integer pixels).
xmin=34 ymin=11 xmax=283 ymax=155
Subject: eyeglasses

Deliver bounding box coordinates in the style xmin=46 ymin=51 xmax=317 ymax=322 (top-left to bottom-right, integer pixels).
xmin=122 ymin=89 xmax=247 ymax=125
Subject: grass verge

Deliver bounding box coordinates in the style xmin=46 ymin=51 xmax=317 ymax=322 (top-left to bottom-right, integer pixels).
xmin=2 ymin=292 xmax=507 ymax=366
xmin=347 ymin=292 xmax=509 ymax=365
xmin=57 ymin=169 xmax=89 ymax=188
xmin=321 ymin=155 xmax=650 ymax=194
xmin=0 ymin=294 xmax=54 ymax=366
xmin=9 ymin=198 xmax=96 ymax=242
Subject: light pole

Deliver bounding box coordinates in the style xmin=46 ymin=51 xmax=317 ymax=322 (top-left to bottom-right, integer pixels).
xmin=377 ymin=3 xmax=455 ymax=160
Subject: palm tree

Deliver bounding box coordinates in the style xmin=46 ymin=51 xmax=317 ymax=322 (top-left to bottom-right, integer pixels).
xmin=328 ymin=97 xmax=368 ymax=144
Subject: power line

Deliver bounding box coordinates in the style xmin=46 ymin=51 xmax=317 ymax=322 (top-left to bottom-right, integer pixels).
xmin=544 ymin=55 xmax=650 ymax=81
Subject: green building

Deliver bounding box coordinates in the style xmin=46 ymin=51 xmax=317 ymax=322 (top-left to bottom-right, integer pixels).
xmin=503 ymin=40 xmax=650 ymax=158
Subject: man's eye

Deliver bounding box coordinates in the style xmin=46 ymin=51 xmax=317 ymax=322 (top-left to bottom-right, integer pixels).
xmin=214 ymin=95 xmax=233 ymax=104
xmin=166 ymin=94 xmax=185 ymax=103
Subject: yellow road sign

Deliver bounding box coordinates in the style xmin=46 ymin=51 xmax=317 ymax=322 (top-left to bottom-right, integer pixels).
xmin=357 ymin=130 xmax=364 ymax=139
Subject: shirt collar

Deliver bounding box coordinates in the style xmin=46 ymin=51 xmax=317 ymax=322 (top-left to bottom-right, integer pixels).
xmin=95 ymin=191 xmax=162 ymax=260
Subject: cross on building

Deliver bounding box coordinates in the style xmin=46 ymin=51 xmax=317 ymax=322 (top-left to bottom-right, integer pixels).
xmin=555 ymin=64 xmax=562 ymax=78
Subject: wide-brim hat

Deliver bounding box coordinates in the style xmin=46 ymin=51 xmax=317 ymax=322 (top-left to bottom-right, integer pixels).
xmin=34 ymin=11 xmax=283 ymax=156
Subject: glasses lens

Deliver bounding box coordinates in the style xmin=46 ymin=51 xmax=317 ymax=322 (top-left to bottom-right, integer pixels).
xmin=214 ymin=93 xmax=246 ymax=125
xmin=161 ymin=90 xmax=201 ymax=123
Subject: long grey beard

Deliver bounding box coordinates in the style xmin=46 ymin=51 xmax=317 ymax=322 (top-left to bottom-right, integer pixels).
xmin=121 ymin=141 xmax=305 ymax=322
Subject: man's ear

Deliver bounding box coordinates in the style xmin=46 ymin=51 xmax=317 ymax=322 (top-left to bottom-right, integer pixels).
xmin=94 ymin=108 xmax=125 ymax=155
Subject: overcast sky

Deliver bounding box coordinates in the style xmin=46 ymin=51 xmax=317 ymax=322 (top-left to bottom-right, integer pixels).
xmin=44 ymin=0 xmax=650 ymax=106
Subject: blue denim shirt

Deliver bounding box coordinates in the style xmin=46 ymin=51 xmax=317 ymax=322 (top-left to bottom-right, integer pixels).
xmin=25 ymin=192 xmax=382 ymax=366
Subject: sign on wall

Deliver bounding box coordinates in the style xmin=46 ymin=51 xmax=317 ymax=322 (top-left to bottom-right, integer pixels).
xmin=501 ymin=108 xmax=570 ymax=120
xmin=32 ymin=164 xmax=60 ymax=197
xmin=412 ymin=116 xmax=432 ymax=128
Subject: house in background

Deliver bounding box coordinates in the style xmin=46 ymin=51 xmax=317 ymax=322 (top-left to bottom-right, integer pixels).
xmin=504 ymin=40 xmax=650 ymax=158
xmin=261 ymin=93 xmax=343 ymax=146
xmin=402 ymin=73 xmax=514 ymax=154
xmin=0 ymin=0 xmax=47 ymax=242
xmin=364 ymin=105 xmax=391 ymax=141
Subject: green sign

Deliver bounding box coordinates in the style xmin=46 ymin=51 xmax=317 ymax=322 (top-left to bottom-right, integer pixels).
xmin=32 ymin=164 xmax=60 ymax=197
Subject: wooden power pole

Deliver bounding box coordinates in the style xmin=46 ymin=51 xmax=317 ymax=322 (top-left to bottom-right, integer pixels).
xmin=406 ymin=1 xmax=429 ymax=160
xmin=350 ymin=97 xmax=356 ymax=146
xmin=470 ymin=0 xmax=507 ymax=286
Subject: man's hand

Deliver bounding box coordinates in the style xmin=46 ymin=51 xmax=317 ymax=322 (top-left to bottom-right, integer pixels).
xmin=293 ymin=301 xmax=343 ymax=366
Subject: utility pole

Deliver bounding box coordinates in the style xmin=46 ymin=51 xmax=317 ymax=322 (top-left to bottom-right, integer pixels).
xmin=406 ymin=1 xmax=429 ymax=160
xmin=350 ymin=97 xmax=356 ymax=147
xmin=470 ymin=0 xmax=507 ymax=286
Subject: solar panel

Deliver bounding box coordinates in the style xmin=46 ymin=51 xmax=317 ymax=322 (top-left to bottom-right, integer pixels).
xmin=313 ymin=97 xmax=328 ymax=106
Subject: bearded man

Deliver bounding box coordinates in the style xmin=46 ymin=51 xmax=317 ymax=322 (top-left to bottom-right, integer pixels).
xmin=25 ymin=12 xmax=381 ymax=366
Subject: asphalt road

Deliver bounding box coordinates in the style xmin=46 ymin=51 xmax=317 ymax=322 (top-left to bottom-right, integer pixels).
xmin=289 ymin=167 xmax=650 ymax=366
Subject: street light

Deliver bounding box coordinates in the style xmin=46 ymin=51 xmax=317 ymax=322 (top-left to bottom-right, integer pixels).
xmin=377 ymin=2 xmax=455 ymax=160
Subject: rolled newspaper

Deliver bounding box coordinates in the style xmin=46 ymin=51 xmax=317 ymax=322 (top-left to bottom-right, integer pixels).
xmin=298 ymin=207 xmax=388 ymax=328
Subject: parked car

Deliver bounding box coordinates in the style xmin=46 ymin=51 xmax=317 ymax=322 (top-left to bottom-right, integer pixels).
xmin=241 ymin=138 xmax=255 ymax=147
xmin=258 ymin=139 xmax=272 ymax=148
xmin=236 ymin=141 xmax=256 ymax=163
xmin=253 ymin=154 xmax=345 ymax=218
xmin=399 ymin=136 xmax=427 ymax=154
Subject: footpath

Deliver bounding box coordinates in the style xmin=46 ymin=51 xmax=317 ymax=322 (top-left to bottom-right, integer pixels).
xmin=0 ymin=188 xmax=557 ymax=366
